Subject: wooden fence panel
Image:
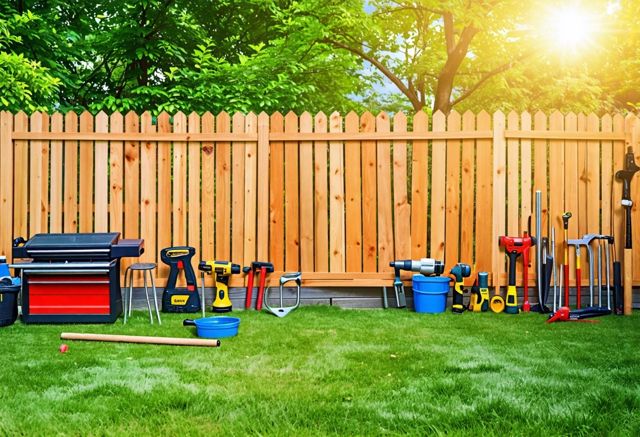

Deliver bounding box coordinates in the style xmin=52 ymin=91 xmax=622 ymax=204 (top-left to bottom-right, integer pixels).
xmin=2 ymin=109 xmax=639 ymax=293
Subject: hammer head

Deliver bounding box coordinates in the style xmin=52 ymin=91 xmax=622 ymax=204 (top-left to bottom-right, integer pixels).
xmin=245 ymin=261 xmax=275 ymax=273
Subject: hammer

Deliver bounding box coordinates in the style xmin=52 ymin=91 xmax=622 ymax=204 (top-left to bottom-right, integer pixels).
xmin=243 ymin=261 xmax=274 ymax=310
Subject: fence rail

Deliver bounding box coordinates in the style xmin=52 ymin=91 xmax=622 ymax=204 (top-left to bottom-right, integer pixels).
xmin=0 ymin=110 xmax=639 ymax=291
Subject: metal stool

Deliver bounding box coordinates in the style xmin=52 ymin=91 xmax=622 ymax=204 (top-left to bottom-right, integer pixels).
xmin=123 ymin=263 xmax=161 ymax=324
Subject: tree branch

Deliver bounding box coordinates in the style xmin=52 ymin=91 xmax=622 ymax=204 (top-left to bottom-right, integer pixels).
xmin=451 ymin=50 xmax=535 ymax=107
xmin=325 ymin=38 xmax=421 ymax=110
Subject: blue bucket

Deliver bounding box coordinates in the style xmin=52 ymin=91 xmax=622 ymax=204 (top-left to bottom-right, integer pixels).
xmin=412 ymin=275 xmax=451 ymax=313
xmin=188 ymin=316 xmax=240 ymax=338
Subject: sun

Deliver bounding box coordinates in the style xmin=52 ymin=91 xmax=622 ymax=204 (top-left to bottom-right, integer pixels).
xmin=548 ymin=5 xmax=599 ymax=53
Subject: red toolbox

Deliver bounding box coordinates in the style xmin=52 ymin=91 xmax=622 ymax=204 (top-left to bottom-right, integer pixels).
xmin=11 ymin=233 xmax=143 ymax=323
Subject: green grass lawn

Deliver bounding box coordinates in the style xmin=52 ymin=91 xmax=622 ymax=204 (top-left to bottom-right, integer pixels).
xmin=1 ymin=306 xmax=639 ymax=436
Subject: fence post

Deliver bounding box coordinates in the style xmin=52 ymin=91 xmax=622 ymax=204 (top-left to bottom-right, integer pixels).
xmin=0 ymin=112 xmax=13 ymax=257
xmin=492 ymin=111 xmax=506 ymax=289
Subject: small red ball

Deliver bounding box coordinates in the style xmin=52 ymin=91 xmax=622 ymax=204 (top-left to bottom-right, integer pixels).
xmin=59 ymin=344 xmax=69 ymax=353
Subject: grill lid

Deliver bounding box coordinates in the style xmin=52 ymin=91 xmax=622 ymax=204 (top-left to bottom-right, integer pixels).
xmin=23 ymin=233 xmax=120 ymax=250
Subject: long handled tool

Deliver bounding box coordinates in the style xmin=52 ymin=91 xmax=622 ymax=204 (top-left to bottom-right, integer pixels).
xmin=61 ymin=332 xmax=221 ymax=347
xmin=243 ymin=261 xmax=274 ymax=310
xmin=567 ymin=241 xmax=582 ymax=309
xmin=264 ymin=272 xmax=302 ymax=317
xmin=562 ymin=213 xmax=572 ymax=307
xmin=615 ymin=147 xmax=639 ymax=315
xmin=499 ymin=234 xmax=535 ymax=314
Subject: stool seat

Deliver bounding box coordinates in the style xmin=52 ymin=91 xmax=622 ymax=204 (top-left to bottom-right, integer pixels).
xmin=123 ymin=263 xmax=161 ymax=325
xmin=128 ymin=262 xmax=157 ymax=270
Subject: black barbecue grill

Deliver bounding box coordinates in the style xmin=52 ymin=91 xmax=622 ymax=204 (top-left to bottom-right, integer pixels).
xmin=11 ymin=233 xmax=144 ymax=323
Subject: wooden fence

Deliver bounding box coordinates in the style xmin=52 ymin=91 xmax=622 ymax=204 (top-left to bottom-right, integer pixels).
xmin=0 ymin=110 xmax=639 ymax=290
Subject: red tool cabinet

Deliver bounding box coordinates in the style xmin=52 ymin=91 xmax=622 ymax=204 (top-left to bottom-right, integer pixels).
xmin=11 ymin=233 xmax=143 ymax=324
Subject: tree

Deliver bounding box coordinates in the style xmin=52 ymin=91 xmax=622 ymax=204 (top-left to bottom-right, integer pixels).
xmin=0 ymin=10 xmax=60 ymax=111
xmin=272 ymin=0 xmax=640 ymax=114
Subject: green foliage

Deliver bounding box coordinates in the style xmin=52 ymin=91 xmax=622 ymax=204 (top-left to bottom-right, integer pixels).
xmin=1 ymin=307 xmax=640 ymax=435
xmin=0 ymin=12 xmax=59 ymax=111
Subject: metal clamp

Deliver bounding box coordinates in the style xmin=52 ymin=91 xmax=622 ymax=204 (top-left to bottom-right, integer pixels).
xmin=264 ymin=272 xmax=301 ymax=318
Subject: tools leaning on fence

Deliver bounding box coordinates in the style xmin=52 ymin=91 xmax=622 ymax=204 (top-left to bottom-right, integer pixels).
xmin=546 ymin=306 xmax=610 ymax=324
xmin=264 ymin=272 xmax=302 ymax=317
xmin=385 ymin=259 xmax=445 ymax=309
xmin=615 ymin=146 xmax=640 ymax=316
xmin=498 ymin=233 xmax=535 ymax=315
xmin=243 ymin=261 xmax=274 ymax=310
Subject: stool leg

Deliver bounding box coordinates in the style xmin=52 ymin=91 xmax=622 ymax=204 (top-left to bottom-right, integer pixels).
xmin=150 ymin=271 xmax=161 ymax=324
xmin=128 ymin=269 xmax=134 ymax=318
xmin=123 ymin=268 xmax=130 ymax=324
xmin=143 ymin=272 xmax=153 ymax=324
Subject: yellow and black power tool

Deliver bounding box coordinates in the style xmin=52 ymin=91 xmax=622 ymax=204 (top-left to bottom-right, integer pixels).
xmin=199 ymin=260 xmax=241 ymax=313
xmin=450 ymin=263 xmax=471 ymax=313
xmin=161 ymin=247 xmax=200 ymax=313
xmin=469 ymin=272 xmax=490 ymax=312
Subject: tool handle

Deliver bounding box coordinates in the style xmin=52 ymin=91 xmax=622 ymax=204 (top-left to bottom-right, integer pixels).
xmin=613 ymin=260 xmax=623 ymax=315
xmin=563 ymin=264 xmax=569 ymax=306
xmin=452 ymin=281 xmax=465 ymax=313
xmin=624 ymin=249 xmax=632 ymax=315
xmin=576 ymin=268 xmax=581 ymax=309
xmin=245 ymin=269 xmax=255 ymax=309
xmin=507 ymin=251 xmax=519 ymax=286
xmin=183 ymin=319 xmax=196 ymax=326
xmin=256 ymin=267 xmax=267 ymax=310
xmin=625 ymin=206 xmax=633 ymax=249
xmin=61 ymin=332 xmax=220 ymax=347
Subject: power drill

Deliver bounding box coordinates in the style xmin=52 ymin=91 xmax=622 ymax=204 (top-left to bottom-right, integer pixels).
xmin=470 ymin=272 xmax=490 ymax=312
xmin=498 ymin=233 xmax=535 ymax=315
xmin=199 ymin=260 xmax=241 ymax=313
xmin=450 ymin=263 xmax=471 ymax=313
xmin=161 ymin=247 xmax=200 ymax=313
xmin=387 ymin=259 xmax=445 ymax=308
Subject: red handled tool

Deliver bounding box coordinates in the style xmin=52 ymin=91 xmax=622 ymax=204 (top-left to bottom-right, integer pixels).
xmin=562 ymin=213 xmax=572 ymax=307
xmin=243 ymin=261 xmax=274 ymax=310
xmin=546 ymin=306 xmax=610 ymax=323
xmin=498 ymin=233 xmax=535 ymax=314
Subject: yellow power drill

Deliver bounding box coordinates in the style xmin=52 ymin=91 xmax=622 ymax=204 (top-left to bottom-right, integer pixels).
xmin=198 ymin=260 xmax=241 ymax=313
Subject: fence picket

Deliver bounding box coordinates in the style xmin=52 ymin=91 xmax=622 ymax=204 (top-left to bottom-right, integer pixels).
xmin=188 ymin=112 xmax=202 ymax=269
xmin=141 ymin=112 xmax=157 ymax=264
xmin=244 ymin=112 xmax=258 ymax=265
xmin=29 ymin=112 xmax=46 ymax=234
xmin=257 ymin=112 xmax=270 ymax=261
xmin=268 ymin=113 xmax=284 ymax=270
xmin=392 ymin=113 xmax=410 ymax=261
xmin=329 ymin=112 xmax=345 ymax=272
xmin=361 ymin=112 xmax=377 ymax=272
xmin=299 ymin=112 xmax=314 ymax=271
xmin=13 ymin=112 xmax=28 ymax=239
xmin=460 ymin=111 xmax=475 ymax=270
xmin=231 ymin=112 xmax=245 ymax=263
xmin=49 ymin=113 xmax=63 ymax=233
xmin=376 ymin=112 xmax=393 ymax=272
xmin=475 ymin=111 xmax=492 ymax=273
xmin=314 ymin=113 xmax=329 ymax=272
xmin=0 ymin=112 xmax=12 ymax=256
xmin=109 ymin=112 xmax=124 ymax=234
xmin=94 ymin=112 xmax=109 ymax=232
xmin=215 ymin=112 xmax=232 ymax=261
xmin=430 ymin=111 xmax=445 ymax=260
xmin=445 ymin=111 xmax=461 ymax=271
xmin=124 ymin=112 xmax=140 ymax=240
xmin=284 ymin=112 xmax=300 ymax=270
xmin=412 ymin=111 xmax=428 ymax=259
xmin=344 ymin=111 xmax=362 ymax=271
xmin=201 ymin=112 xmax=215 ymax=269
xmin=157 ymin=112 xmax=171 ymax=278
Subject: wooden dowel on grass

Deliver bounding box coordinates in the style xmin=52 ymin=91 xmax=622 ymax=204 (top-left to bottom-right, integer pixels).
xmin=60 ymin=333 xmax=220 ymax=347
